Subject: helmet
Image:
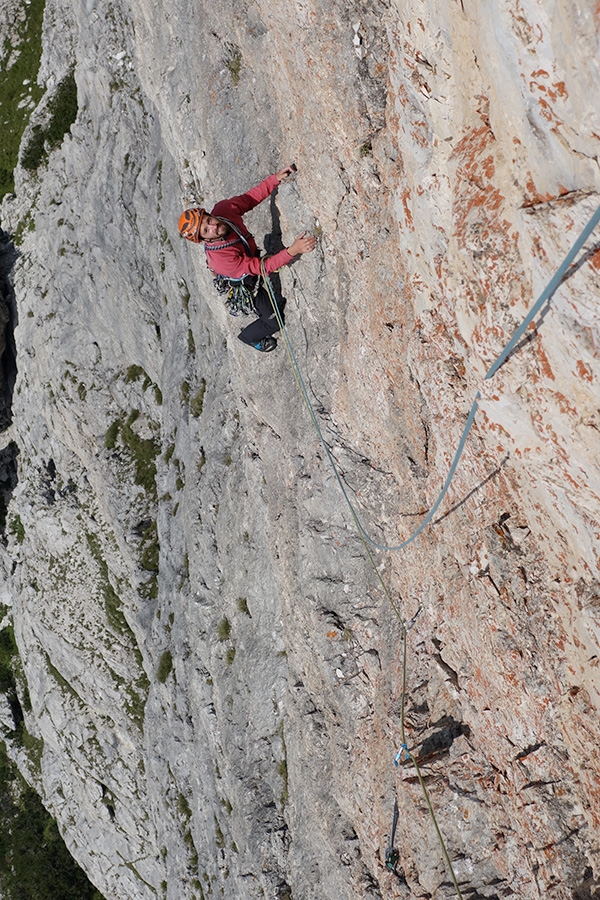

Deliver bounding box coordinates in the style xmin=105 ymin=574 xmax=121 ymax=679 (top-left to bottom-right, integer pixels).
xmin=179 ymin=208 xmax=206 ymax=242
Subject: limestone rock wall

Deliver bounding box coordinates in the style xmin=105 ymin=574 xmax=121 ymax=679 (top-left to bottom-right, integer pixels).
xmin=0 ymin=0 xmax=599 ymax=898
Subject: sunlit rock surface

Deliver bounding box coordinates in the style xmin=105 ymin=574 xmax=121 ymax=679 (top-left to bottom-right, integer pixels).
xmin=1 ymin=0 xmax=599 ymax=898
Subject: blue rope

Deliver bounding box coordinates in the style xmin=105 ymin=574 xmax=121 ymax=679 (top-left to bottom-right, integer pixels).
xmin=350 ymin=395 xmax=481 ymax=552
xmin=263 ymin=201 xmax=600 ymax=553
xmin=260 ymin=264 xmax=483 ymax=551
xmin=485 ymin=202 xmax=600 ymax=380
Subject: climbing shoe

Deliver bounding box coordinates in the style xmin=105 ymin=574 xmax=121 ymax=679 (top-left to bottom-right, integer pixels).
xmin=254 ymin=337 xmax=277 ymax=352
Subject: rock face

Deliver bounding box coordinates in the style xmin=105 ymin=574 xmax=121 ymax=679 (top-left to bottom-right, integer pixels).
xmin=1 ymin=0 xmax=599 ymax=898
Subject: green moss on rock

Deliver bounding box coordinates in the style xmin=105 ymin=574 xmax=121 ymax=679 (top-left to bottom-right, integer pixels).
xmin=22 ymin=70 xmax=79 ymax=172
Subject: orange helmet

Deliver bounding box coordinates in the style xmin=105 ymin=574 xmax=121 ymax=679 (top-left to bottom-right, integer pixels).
xmin=178 ymin=208 xmax=206 ymax=242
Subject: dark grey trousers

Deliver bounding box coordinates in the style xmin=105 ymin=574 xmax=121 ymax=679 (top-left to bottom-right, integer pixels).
xmin=237 ymin=285 xmax=282 ymax=346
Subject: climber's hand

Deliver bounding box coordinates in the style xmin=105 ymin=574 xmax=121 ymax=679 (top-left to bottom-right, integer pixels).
xmin=276 ymin=164 xmax=297 ymax=182
xmin=287 ymin=231 xmax=317 ymax=256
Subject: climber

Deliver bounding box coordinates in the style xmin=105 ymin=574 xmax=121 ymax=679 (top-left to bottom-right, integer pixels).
xmin=178 ymin=165 xmax=316 ymax=352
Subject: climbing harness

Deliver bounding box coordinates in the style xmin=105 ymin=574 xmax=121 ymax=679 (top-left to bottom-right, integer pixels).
xmin=259 ymin=201 xmax=600 ymax=900
xmin=212 ymin=274 xmax=257 ymax=317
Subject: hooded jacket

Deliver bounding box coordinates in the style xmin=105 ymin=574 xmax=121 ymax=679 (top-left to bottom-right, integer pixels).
xmin=204 ymin=174 xmax=294 ymax=279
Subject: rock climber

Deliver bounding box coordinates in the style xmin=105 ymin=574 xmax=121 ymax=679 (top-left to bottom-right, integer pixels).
xmin=178 ymin=165 xmax=316 ymax=352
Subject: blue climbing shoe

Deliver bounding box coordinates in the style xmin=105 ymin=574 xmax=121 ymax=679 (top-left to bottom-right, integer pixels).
xmin=254 ymin=337 xmax=277 ymax=352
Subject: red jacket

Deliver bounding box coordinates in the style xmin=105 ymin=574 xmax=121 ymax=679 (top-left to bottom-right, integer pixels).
xmin=204 ymin=174 xmax=294 ymax=279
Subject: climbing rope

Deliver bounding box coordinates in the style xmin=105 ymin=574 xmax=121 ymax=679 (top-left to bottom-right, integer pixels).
xmin=484 ymin=202 xmax=600 ymax=380
xmin=265 ymin=201 xmax=600 ymax=554
xmin=259 ymin=200 xmax=600 ymax=898
xmin=261 ymin=259 xmax=466 ymax=899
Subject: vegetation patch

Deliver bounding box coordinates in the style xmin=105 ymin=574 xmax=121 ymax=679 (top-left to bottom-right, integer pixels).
xmin=139 ymin=519 xmax=159 ymax=573
xmin=183 ymin=828 xmax=199 ymax=871
xmin=0 ymin=740 xmax=105 ymax=900
xmin=278 ymin=759 xmax=289 ymax=806
xmin=0 ymin=0 xmax=45 ymax=198
xmin=13 ymin=722 xmax=44 ymax=774
xmin=224 ymin=45 xmax=242 ymax=84
xmin=180 ymin=281 xmax=191 ymax=312
xmin=0 ymin=624 xmax=40 ymax=772
xmin=125 ymin=365 xmax=149 ymax=386
xmin=86 ymin=533 xmax=152 ymax=731
xmin=0 ymin=444 xmax=19 ymax=539
xmin=139 ymin=574 xmax=158 ymax=600
xmin=278 ymin=721 xmax=289 ymax=807
xmin=236 ymin=597 xmax=250 ymax=616
xmin=176 ymin=792 xmax=198 ymax=872
xmin=190 ymin=379 xmax=206 ymax=418
xmin=136 ymin=518 xmax=159 ymax=600
xmin=177 ymin=792 xmax=192 ymax=820
xmin=105 ymin=409 xmax=160 ymax=500
xmin=191 ymin=879 xmax=205 ymax=900
xmin=44 ymin=653 xmax=81 ymax=702
xmin=12 ymin=208 xmax=36 ymax=245
xmin=105 ymin=419 xmax=121 ymax=450
xmin=21 ymin=70 xmax=79 ymax=172
xmin=8 ymin=514 xmax=25 ymax=544
xmin=121 ymin=410 xmax=160 ymax=501
xmin=214 ymin=814 xmax=225 ymax=849
xmin=125 ymin=365 xmax=162 ymax=405
xmin=84 ymin=531 xmax=150 ymax=729
xmin=124 ymin=672 xmax=150 ymax=733
xmin=216 ymin=618 xmax=231 ymax=642
xmin=156 ymin=650 xmax=173 ymax=684
xmin=85 ymin=532 xmax=130 ymax=637
xmin=116 ymin=851 xmax=157 ymax=893
xmin=0 ymin=625 xmax=20 ymax=717
xmin=105 ymin=380 xmax=161 ymax=600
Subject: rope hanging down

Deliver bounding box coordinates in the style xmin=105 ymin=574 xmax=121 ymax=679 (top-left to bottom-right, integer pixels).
xmin=263 ymin=201 xmax=600 ymax=554
xmin=259 ymin=200 xmax=600 ymax=899
xmin=261 ymin=258 xmax=467 ymax=898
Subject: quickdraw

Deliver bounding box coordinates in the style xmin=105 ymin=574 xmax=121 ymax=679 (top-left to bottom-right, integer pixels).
xmin=385 ymin=799 xmax=405 ymax=881
xmin=212 ymin=274 xmax=256 ymax=317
